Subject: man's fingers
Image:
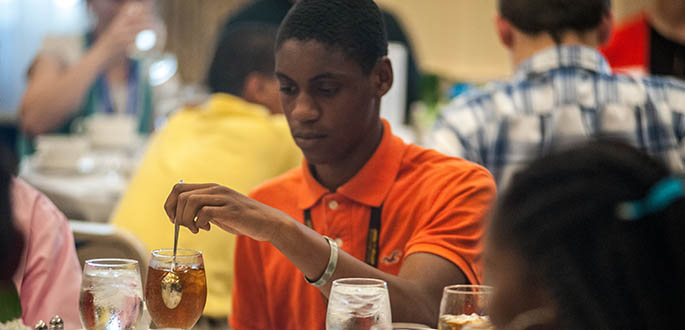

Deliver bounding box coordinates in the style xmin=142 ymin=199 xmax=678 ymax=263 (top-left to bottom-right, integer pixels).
xmin=164 ymin=186 xmax=179 ymax=221
xmin=196 ymin=206 xmax=222 ymax=231
xmin=173 ymin=183 xmax=218 ymax=194
xmin=182 ymin=194 xmax=225 ymax=231
xmin=164 ymin=183 xmax=217 ymax=221
xmin=164 ymin=183 xmax=238 ymax=234
xmin=175 ymin=191 xmax=193 ymax=232
xmin=198 ymin=222 xmax=211 ymax=231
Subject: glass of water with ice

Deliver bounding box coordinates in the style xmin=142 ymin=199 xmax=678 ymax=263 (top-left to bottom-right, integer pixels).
xmin=326 ymin=278 xmax=392 ymax=330
xmin=79 ymin=259 xmax=144 ymax=330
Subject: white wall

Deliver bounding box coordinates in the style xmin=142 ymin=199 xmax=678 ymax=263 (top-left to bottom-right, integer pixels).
xmin=0 ymin=0 xmax=87 ymax=115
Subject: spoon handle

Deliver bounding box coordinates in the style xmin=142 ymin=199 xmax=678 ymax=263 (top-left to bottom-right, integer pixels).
xmin=172 ymin=179 xmax=183 ymax=270
xmin=172 ymin=222 xmax=179 ymax=268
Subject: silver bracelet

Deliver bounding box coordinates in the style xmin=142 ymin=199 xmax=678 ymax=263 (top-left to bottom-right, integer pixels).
xmin=305 ymin=236 xmax=339 ymax=287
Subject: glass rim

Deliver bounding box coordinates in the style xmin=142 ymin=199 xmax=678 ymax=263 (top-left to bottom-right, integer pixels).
xmin=332 ymin=277 xmax=387 ymax=287
xmin=151 ymin=249 xmax=202 ymax=258
xmin=443 ymin=284 xmax=493 ymax=294
xmin=85 ymin=258 xmax=139 ymax=268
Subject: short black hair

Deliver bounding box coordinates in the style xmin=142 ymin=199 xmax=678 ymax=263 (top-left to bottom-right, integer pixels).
xmin=207 ymin=23 xmax=279 ymax=95
xmin=275 ymin=0 xmax=388 ymax=75
xmin=498 ymin=0 xmax=611 ymax=43
xmin=492 ymin=140 xmax=685 ymax=330
xmin=0 ymin=146 xmax=22 ymax=281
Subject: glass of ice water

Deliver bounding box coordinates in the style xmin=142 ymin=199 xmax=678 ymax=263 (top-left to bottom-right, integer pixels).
xmin=326 ymin=278 xmax=392 ymax=330
xmin=79 ymin=259 xmax=144 ymax=330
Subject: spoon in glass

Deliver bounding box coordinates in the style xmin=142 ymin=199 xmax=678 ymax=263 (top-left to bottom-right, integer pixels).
xmin=161 ymin=179 xmax=183 ymax=309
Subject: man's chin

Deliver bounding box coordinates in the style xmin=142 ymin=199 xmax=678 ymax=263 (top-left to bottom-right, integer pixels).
xmin=302 ymin=153 xmax=335 ymax=166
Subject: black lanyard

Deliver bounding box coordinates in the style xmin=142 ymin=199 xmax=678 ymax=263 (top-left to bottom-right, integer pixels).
xmin=303 ymin=205 xmax=383 ymax=268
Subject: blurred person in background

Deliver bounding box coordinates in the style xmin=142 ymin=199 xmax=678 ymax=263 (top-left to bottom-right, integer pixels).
xmin=601 ymin=0 xmax=685 ymax=79
xmin=0 ymin=147 xmax=24 ymax=328
xmin=486 ymin=140 xmax=685 ymax=330
xmin=19 ymin=0 xmax=155 ymax=150
xmin=111 ymin=23 xmax=301 ymax=329
xmin=0 ymin=146 xmax=23 ymax=286
xmin=429 ymin=0 xmax=685 ymax=187
xmin=0 ymin=147 xmax=82 ymax=329
xmin=220 ymin=0 xmax=421 ymax=124
xmin=164 ymin=0 xmax=495 ymax=328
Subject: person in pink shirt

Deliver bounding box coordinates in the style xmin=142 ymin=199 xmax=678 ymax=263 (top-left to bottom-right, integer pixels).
xmin=9 ymin=176 xmax=82 ymax=329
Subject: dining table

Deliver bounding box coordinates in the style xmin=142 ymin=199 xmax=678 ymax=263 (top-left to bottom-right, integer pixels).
xmin=19 ymin=144 xmax=144 ymax=222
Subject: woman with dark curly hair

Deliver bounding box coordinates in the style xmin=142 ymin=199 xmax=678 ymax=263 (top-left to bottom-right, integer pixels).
xmin=486 ymin=140 xmax=685 ymax=330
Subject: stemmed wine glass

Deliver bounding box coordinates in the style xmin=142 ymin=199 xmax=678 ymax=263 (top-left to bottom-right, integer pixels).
xmin=79 ymin=258 xmax=144 ymax=330
xmin=145 ymin=249 xmax=207 ymax=329
xmin=438 ymin=284 xmax=494 ymax=330
xmin=326 ymin=278 xmax=392 ymax=330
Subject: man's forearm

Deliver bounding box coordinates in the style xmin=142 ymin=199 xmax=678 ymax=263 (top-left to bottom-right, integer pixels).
xmin=268 ymin=214 xmax=451 ymax=326
xmin=269 ymin=215 xmax=332 ymax=285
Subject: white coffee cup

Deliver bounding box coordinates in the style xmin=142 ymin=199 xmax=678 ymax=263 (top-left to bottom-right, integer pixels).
xmin=34 ymin=135 xmax=90 ymax=172
xmin=85 ymin=114 xmax=138 ymax=150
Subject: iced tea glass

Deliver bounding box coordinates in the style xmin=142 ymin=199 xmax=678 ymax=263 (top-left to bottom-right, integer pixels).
xmin=79 ymin=258 xmax=144 ymax=330
xmin=438 ymin=285 xmax=494 ymax=330
xmin=145 ymin=249 xmax=207 ymax=329
xmin=326 ymin=278 xmax=392 ymax=330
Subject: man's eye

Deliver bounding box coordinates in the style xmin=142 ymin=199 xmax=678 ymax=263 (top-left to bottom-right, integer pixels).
xmin=317 ymin=85 xmax=339 ymax=95
xmin=279 ymin=86 xmax=296 ymax=95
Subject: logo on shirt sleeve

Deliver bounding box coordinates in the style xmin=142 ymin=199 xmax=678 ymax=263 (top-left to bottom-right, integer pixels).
xmin=381 ymin=249 xmax=403 ymax=265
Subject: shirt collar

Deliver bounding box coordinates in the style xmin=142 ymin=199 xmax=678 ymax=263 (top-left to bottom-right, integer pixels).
xmin=297 ymin=119 xmax=407 ymax=209
xmin=204 ymin=93 xmax=271 ymax=117
xmin=514 ymin=45 xmax=612 ymax=81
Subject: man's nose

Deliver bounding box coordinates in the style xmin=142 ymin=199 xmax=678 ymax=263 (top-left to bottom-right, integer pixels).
xmin=289 ymin=93 xmax=320 ymax=122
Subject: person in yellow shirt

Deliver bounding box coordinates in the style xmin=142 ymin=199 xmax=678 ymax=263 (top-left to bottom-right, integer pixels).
xmin=111 ymin=23 xmax=301 ymax=328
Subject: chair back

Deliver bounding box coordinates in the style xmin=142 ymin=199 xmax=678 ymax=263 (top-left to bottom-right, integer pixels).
xmin=70 ymin=220 xmax=150 ymax=284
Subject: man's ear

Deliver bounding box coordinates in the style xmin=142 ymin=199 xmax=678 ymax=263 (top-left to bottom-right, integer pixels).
xmin=597 ymin=12 xmax=613 ymax=45
xmin=242 ymin=72 xmax=282 ymax=114
xmin=374 ymin=57 xmax=393 ymax=98
xmin=242 ymin=72 xmax=261 ymax=103
xmin=496 ymin=15 xmax=515 ymax=49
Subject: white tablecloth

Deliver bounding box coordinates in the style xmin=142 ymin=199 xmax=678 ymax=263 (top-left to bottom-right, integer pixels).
xmin=19 ymin=152 xmax=137 ymax=222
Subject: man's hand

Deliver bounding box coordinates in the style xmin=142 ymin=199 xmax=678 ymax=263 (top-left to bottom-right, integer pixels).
xmin=163 ymin=183 xmax=285 ymax=242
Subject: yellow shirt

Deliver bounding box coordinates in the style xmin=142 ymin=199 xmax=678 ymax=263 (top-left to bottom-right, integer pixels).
xmin=111 ymin=93 xmax=301 ymax=317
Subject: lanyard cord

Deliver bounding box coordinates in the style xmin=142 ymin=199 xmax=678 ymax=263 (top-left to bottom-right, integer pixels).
xmin=98 ymin=61 xmax=140 ymax=115
xmin=303 ymin=205 xmax=383 ymax=268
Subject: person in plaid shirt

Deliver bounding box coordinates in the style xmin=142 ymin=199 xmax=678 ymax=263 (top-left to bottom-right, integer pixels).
xmin=429 ymin=0 xmax=685 ymax=186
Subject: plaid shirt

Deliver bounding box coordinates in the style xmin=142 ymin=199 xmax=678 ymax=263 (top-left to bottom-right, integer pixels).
xmin=429 ymin=46 xmax=685 ymax=186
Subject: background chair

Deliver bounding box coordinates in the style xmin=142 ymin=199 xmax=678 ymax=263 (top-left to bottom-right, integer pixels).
xmin=70 ymin=220 xmax=150 ymax=283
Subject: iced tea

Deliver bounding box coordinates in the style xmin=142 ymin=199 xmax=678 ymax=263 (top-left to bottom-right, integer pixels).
xmin=438 ymin=285 xmax=492 ymax=330
xmin=145 ymin=249 xmax=207 ymax=329
xmin=437 ymin=313 xmax=493 ymax=330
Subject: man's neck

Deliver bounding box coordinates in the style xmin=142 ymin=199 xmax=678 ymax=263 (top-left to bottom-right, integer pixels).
xmin=648 ymin=3 xmax=685 ymax=44
xmin=311 ymin=121 xmax=384 ymax=191
xmin=511 ymin=30 xmax=600 ymax=68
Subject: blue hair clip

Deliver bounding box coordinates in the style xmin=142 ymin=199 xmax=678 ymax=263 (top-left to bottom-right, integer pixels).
xmin=616 ymin=177 xmax=685 ymax=221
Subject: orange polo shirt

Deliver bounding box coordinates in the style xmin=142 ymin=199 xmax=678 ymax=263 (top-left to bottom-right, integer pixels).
xmin=230 ymin=121 xmax=496 ymax=330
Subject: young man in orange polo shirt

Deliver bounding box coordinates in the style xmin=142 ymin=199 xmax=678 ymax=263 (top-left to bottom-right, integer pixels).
xmin=163 ymin=0 xmax=496 ymax=328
